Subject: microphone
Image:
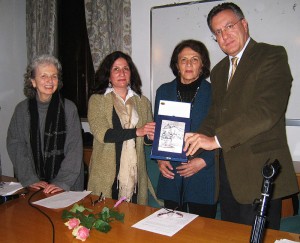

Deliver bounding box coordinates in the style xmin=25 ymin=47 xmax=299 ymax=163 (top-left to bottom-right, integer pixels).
xmin=250 ymin=159 xmax=281 ymax=243
xmin=0 ymin=194 xmax=21 ymax=204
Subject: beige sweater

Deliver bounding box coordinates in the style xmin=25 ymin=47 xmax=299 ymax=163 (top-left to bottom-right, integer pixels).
xmin=87 ymin=93 xmax=153 ymax=205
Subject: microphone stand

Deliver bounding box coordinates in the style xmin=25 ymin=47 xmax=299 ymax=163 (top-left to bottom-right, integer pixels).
xmin=250 ymin=159 xmax=281 ymax=243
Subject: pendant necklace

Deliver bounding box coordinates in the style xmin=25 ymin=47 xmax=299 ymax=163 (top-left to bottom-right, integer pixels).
xmin=177 ymin=85 xmax=200 ymax=108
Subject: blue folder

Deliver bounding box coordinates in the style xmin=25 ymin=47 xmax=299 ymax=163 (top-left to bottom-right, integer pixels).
xmin=150 ymin=115 xmax=191 ymax=162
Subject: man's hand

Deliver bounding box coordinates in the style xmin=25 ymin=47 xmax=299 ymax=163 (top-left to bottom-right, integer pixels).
xmin=184 ymin=133 xmax=218 ymax=156
xmin=176 ymin=158 xmax=206 ymax=178
xmin=158 ymin=160 xmax=174 ymax=179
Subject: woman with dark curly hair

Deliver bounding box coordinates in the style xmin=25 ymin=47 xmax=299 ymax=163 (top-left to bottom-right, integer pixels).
xmin=7 ymin=54 xmax=84 ymax=193
xmin=154 ymin=39 xmax=217 ymax=218
xmin=87 ymin=51 xmax=155 ymax=205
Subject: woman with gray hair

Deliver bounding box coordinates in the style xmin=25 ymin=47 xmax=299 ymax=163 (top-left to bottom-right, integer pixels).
xmin=7 ymin=54 xmax=84 ymax=193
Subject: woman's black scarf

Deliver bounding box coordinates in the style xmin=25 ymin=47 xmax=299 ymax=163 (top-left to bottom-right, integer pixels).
xmin=29 ymin=91 xmax=66 ymax=182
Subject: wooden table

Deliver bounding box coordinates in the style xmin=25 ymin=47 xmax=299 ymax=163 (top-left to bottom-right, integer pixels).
xmin=83 ymin=146 xmax=300 ymax=218
xmin=1 ymin=189 xmax=299 ymax=243
xmin=282 ymin=161 xmax=300 ymax=217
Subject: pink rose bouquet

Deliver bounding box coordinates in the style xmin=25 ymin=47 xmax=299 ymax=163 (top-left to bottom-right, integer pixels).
xmin=62 ymin=203 xmax=124 ymax=241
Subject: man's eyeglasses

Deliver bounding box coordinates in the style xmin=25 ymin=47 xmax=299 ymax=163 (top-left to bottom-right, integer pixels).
xmin=90 ymin=192 xmax=105 ymax=206
xmin=212 ymin=18 xmax=243 ymax=41
xmin=157 ymin=207 xmax=183 ymax=218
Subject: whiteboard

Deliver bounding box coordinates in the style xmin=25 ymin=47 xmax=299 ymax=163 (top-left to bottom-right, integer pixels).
xmin=150 ymin=0 xmax=300 ymax=119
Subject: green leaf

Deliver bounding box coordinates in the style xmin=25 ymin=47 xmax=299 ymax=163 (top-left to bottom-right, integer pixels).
xmin=70 ymin=203 xmax=86 ymax=213
xmin=85 ymin=207 xmax=93 ymax=213
xmin=100 ymin=207 xmax=110 ymax=222
xmin=109 ymin=208 xmax=125 ymax=223
xmin=78 ymin=214 xmax=96 ymax=229
xmin=94 ymin=219 xmax=112 ymax=233
xmin=62 ymin=210 xmax=74 ymax=219
xmin=78 ymin=213 xmax=96 ymax=229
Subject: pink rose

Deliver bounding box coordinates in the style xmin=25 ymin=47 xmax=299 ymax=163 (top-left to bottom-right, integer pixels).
xmin=65 ymin=218 xmax=80 ymax=230
xmin=72 ymin=226 xmax=90 ymax=241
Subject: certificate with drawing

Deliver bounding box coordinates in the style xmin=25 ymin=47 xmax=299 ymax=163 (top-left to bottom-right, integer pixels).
xmin=151 ymin=100 xmax=191 ymax=162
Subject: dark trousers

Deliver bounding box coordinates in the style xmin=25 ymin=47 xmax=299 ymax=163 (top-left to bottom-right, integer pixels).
xmin=219 ymin=153 xmax=281 ymax=230
xmin=164 ymin=200 xmax=217 ymax=219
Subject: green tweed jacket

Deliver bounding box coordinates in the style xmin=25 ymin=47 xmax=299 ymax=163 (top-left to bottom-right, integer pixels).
xmin=199 ymin=39 xmax=299 ymax=204
xmin=87 ymin=93 xmax=153 ymax=205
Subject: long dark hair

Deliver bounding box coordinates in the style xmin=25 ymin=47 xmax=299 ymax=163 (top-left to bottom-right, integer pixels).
xmin=169 ymin=39 xmax=210 ymax=79
xmin=92 ymin=51 xmax=142 ymax=96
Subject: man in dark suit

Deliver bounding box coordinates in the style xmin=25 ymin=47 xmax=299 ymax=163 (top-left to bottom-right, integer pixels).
xmin=184 ymin=2 xmax=299 ymax=229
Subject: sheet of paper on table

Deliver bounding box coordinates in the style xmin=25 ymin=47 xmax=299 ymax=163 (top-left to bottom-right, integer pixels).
xmin=32 ymin=191 xmax=92 ymax=209
xmin=0 ymin=182 xmax=24 ymax=196
xmin=275 ymin=240 xmax=299 ymax=243
xmin=132 ymin=208 xmax=198 ymax=237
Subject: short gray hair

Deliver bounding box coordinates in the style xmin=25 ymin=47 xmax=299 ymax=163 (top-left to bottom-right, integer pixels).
xmin=23 ymin=54 xmax=63 ymax=98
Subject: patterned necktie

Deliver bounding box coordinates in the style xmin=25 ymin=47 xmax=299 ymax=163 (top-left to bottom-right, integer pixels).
xmin=227 ymin=57 xmax=238 ymax=89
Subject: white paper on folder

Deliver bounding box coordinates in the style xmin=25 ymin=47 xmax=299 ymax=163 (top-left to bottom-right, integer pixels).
xmin=158 ymin=100 xmax=191 ymax=118
xmin=32 ymin=191 xmax=92 ymax=209
xmin=132 ymin=208 xmax=198 ymax=237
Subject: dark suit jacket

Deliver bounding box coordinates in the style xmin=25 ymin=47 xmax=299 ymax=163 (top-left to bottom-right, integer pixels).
xmin=199 ymin=38 xmax=299 ymax=204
